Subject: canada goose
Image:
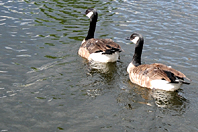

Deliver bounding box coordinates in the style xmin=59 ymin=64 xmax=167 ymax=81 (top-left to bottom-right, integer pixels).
xmin=78 ymin=8 xmax=122 ymax=63
xmin=126 ymin=33 xmax=190 ymax=91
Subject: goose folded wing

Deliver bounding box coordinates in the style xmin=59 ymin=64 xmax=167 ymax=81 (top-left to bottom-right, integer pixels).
xmin=141 ymin=66 xmax=172 ymax=82
xmin=85 ymin=39 xmax=122 ymax=54
xmin=152 ymin=63 xmax=190 ymax=80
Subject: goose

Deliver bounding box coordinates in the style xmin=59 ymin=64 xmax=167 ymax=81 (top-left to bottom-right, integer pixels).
xmin=78 ymin=8 xmax=122 ymax=63
xmin=126 ymin=33 xmax=190 ymax=91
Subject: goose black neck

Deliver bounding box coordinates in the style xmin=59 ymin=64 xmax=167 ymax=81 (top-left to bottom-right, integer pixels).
xmin=85 ymin=12 xmax=98 ymax=40
xmin=132 ymin=37 xmax=144 ymax=67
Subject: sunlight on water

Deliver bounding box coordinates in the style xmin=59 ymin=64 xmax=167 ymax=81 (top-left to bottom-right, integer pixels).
xmin=0 ymin=0 xmax=198 ymax=131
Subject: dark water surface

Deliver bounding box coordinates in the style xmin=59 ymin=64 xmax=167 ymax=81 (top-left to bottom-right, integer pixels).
xmin=0 ymin=0 xmax=198 ymax=131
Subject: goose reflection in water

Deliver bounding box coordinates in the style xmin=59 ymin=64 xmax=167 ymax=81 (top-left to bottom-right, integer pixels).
xmin=80 ymin=60 xmax=120 ymax=98
xmin=88 ymin=60 xmax=118 ymax=73
xmin=117 ymin=80 xmax=189 ymax=115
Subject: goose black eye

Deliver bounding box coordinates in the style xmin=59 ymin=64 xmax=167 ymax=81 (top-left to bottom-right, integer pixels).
xmin=131 ymin=35 xmax=136 ymax=39
xmin=85 ymin=10 xmax=90 ymax=14
xmin=85 ymin=8 xmax=94 ymax=14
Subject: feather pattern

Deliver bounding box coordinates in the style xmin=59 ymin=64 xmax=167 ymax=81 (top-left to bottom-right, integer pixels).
xmin=128 ymin=63 xmax=189 ymax=89
xmin=78 ymin=9 xmax=122 ymax=62
xmin=127 ymin=33 xmax=190 ymax=91
xmin=78 ymin=38 xmax=122 ymax=61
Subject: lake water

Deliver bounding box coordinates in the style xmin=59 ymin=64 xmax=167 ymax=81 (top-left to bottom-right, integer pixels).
xmin=0 ymin=0 xmax=198 ymax=131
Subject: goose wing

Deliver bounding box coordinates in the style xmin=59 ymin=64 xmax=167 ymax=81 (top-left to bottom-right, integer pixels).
xmin=128 ymin=64 xmax=170 ymax=88
xmin=136 ymin=63 xmax=190 ymax=83
xmin=132 ymin=64 xmax=172 ymax=82
xmin=151 ymin=63 xmax=190 ymax=80
xmin=129 ymin=63 xmax=190 ymax=89
xmin=82 ymin=38 xmax=122 ymax=54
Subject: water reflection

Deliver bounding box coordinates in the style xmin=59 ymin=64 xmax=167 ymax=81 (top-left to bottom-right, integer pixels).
xmin=1 ymin=0 xmax=197 ymax=131
xmin=77 ymin=59 xmax=120 ymax=98
xmin=117 ymin=80 xmax=189 ymax=115
xmin=88 ymin=60 xmax=118 ymax=74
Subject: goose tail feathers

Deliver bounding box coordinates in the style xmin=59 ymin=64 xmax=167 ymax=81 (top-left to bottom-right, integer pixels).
xmin=102 ymin=45 xmax=122 ymax=54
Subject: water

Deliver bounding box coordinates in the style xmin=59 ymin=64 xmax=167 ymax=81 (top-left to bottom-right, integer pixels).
xmin=0 ymin=0 xmax=198 ymax=131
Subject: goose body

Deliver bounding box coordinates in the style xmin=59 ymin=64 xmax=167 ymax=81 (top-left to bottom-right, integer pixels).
xmin=78 ymin=8 xmax=122 ymax=63
xmin=126 ymin=33 xmax=190 ymax=91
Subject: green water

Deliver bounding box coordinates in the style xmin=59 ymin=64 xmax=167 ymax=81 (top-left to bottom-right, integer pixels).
xmin=0 ymin=0 xmax=198 ymax=131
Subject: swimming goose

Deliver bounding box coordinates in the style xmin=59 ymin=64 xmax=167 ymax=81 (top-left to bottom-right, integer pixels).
xmin=126 ymin=33 xmax=190 ymax=91
xmin=78 ymin=8 xmax=122 ymax=63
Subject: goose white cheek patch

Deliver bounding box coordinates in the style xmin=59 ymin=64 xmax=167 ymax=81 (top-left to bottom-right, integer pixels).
xmin=86 ymin=11 xmax=94 ymax=18
xmin=131 ymin=36 xmax=140 ymax=44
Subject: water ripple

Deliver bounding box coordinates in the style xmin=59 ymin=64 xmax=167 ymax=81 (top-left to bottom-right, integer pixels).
xmin=0 ymin=0 xmax=198 ymax=131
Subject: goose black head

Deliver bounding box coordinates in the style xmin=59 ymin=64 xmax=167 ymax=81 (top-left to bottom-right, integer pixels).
xmin=85 ymin=8 xmax=98 ymax=20
xmin=126 ymin=33 xmax=144 ymax=45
